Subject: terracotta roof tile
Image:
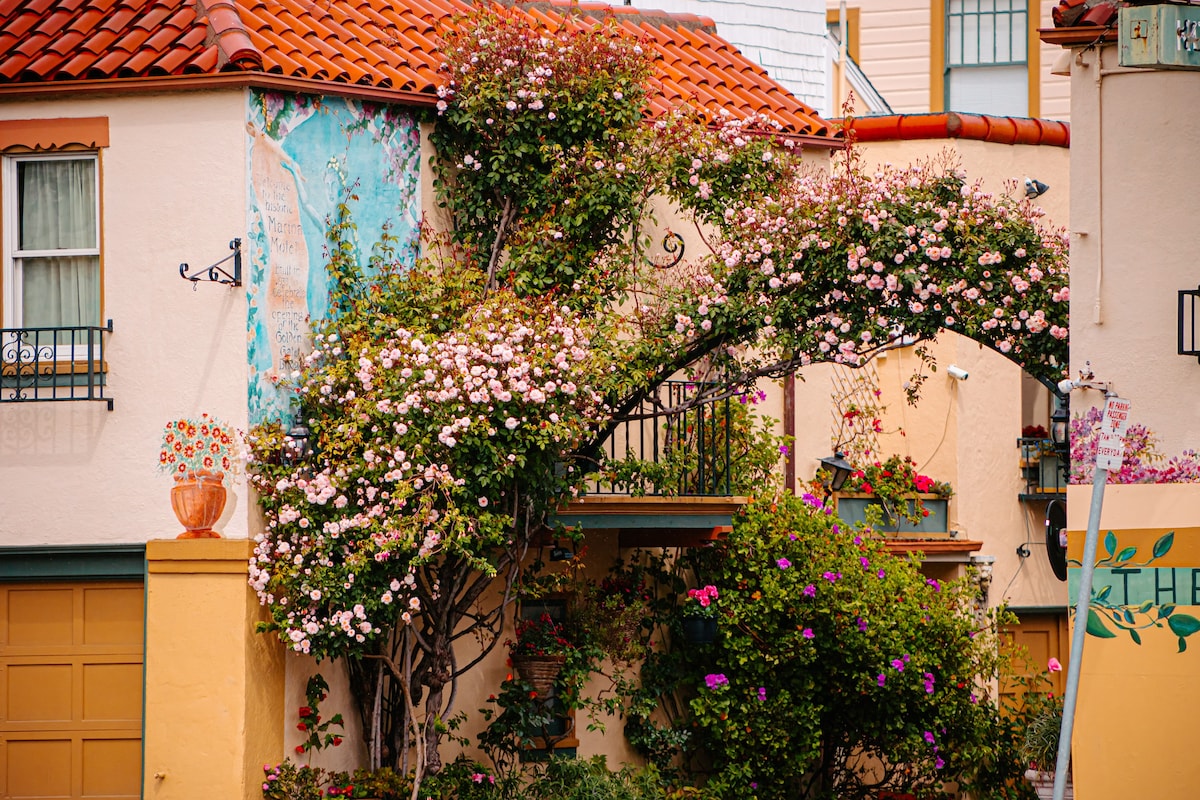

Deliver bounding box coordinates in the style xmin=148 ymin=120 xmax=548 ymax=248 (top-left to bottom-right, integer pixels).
xmin=0 ymin=0 xmax=834 ymax=141
xmin=79 ymin=27 xmax=119 ymax=54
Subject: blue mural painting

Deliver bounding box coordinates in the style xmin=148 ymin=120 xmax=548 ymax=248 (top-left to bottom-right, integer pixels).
xmin=246 ymin=90 xmax=420 ymax=425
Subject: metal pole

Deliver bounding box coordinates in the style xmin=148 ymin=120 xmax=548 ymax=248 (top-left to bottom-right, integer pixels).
xmin=1052 ymin=461 xmax=1109 ymax=800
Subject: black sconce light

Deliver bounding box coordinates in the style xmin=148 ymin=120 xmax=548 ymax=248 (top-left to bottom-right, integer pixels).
xmin=282 ymin=423 xmax=312 ymax=466
xmin=1178 ymin=287 xmax=1200 ymax=362
xmin=179 ymin=239 xmax=242 ymax=287
xmin=818 ymin=452 xmax=853 ymax=501
xmin=1050 ymin=401 xmax=1070 ymax=449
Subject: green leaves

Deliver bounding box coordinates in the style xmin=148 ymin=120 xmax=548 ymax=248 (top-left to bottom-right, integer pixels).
xmin=1086 ymin=608 xmax=1117 ymax=639
xmin=1153 ymin=531 xmax=1175 ymax=559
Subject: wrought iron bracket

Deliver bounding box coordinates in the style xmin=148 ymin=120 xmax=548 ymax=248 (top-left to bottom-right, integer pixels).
xmin=648 ymin=231 xmax=685 ymax=270
xmin=179 ymin=239 xmax=242 ymax=288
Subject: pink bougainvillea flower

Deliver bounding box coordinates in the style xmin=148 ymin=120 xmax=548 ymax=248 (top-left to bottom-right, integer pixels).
xmin=1048 ymin=657 xmax=1062 ymax=672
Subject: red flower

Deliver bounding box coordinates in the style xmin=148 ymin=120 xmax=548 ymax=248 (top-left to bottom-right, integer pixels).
xmin=295 ymin=745 xmax=305 ymax=754
xmin=332 ymin=736 xmax=343 ymax=746
xmin=298 ymin=706 xmax=313 ymax=716
xmin=297 ymin=723 xmax=307 ymax=731
xmin=860 ymin=482 xmax=873 ymax=494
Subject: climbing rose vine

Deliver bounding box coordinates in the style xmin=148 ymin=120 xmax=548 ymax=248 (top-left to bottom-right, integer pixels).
xmin=247 ymin=2 xmax=1070 ymax=788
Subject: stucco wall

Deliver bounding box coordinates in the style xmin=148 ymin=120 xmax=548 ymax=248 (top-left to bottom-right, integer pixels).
xmin=1067 ymin=44 xmax=1200 ymax=453
xmin=0 ymin=90 xmax=252 ymax=545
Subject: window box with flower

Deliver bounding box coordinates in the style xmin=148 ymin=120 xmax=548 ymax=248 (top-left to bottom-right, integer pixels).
xmin=1018 ymin=425 xmax=1065 ymax=494
xmin=831 ymin=455 xmax=953 ymax=535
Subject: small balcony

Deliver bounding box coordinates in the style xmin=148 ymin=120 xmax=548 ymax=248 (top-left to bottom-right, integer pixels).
xmin=556 ymin=381 xmax=744 ymax=548
xmin=1017 ymin=436 xmax=1066 ymax=498
xmin=0 ymin=322 xmax=113 ymax=410
xmin=587 ymin=380 xmax=732 ymax=498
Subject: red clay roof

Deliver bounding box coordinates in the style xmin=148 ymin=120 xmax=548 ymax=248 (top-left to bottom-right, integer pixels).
xmin=0 ymin=0 xmax=834 ymax=141
xmin=845 ymin=113 xmax=1070 ymax=149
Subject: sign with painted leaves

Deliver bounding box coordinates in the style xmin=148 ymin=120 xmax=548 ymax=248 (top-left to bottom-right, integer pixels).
xmin=1073 ymin=529 xmax=1200 ymax=652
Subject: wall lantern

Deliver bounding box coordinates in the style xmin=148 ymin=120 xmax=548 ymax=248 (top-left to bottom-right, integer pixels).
xmin=282 ymin=424 xmax=312 ymax=465
xmin=1050 ymin=401 xmax=1070 ymax=448
xmin=1178 ymin=287 xmax=1200 ymax=362
xmin=818 ymin=452 xmax=854 ymax=496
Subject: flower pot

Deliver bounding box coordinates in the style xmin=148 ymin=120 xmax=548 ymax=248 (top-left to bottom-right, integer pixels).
xmin=834 ymin=494 xmax=949 ymax=535
xmin=170 ymin=470 xmax=227 ymax=539
xmin=681 ymin=617 xmax=717 ymax=645
xmin=1024 ymin=769 xmax=1072 ymax=800
xmin=1039 ymin=455 xmax=1064 ymax=492
xmin=511 ymin=654 xmax=567 ymax=695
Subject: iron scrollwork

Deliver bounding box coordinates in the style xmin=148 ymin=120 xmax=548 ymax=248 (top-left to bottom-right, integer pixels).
xmin=180 ymin=238 xmax=242 ymax=287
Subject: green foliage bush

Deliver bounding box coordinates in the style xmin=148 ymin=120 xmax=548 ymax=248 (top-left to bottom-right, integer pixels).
xmin=628 ymin=493 xmax=1018 ymax=800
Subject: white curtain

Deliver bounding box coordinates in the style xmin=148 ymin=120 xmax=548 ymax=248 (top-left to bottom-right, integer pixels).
xmin=18 ymin=159 xmax=100 ymax=336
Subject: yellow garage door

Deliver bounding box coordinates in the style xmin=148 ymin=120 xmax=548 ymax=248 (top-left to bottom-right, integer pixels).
xmin=0 ymin=583 xmax=143 ymax=800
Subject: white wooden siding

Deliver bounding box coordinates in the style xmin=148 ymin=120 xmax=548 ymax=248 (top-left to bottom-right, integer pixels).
xmin=637 ymin=0 xmax=829 ymax=112
xmin=831 ymin=0 xmax=1072 ymax=120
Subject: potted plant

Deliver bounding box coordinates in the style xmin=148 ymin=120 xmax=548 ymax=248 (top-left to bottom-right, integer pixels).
xmin=833 ymin=454 xmax=953 ymax=533
xmin=158 ymin=414 xmax=242 ymax=538
xmin=507 ymin=612 xmax=575 ymax=695
xmin=1020 ymin=658 xmax=1072 ymax=800
xmin=680 ymin=585 xmax=719 ymax=644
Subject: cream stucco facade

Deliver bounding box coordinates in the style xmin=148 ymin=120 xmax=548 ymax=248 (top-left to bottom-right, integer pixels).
xmin=0 ymin=89 xmax=253 ymax=546
xmin=1056 ymin=36 xmax=1200 ymax=800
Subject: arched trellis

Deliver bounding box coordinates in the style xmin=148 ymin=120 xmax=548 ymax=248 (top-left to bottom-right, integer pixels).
xmin=592 ymin=157 xmax=1070 ymax=442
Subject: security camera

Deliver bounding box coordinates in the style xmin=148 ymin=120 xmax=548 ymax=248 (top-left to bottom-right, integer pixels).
xmin=1025 ymin=177 xmax=1049 ymax=199
xmin=947 ymin=364 xmax=969 ymax=381
xmin=1057 ymin=378 xmax=1077 ymax=395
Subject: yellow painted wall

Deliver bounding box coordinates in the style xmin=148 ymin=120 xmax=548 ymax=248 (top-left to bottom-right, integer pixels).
xmin=1029 ymin=32 xmax=1200 ymax=800
xmin=144 ymin=539 xmax=285 ymax=800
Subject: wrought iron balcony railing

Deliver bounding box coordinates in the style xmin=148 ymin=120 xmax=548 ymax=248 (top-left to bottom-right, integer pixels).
xmin=0 ymin=321 xmax=113 ymax=410
xmin=588 ymin=380 xmax=732 ymax=497
xmin=1018 ymin=436 xmax=1065 ymax=497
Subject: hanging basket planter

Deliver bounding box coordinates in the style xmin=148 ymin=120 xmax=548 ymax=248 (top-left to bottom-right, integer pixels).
xmin=511 ymin=654 xmax=567 ymax=695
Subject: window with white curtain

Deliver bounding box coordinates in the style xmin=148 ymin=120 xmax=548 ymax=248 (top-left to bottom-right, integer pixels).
xmin=2 ymin=153 xmax=101 ymax=352
xmin=945 ymin=0 xmax=1029 ymax=117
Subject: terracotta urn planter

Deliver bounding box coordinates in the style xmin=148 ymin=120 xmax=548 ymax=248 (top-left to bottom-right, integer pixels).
xmin=170 ymin=470 xmax=227 ymax=538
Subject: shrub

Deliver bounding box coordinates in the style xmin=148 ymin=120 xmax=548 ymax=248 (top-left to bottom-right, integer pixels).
xmin=630 ymin=493 xmax=1015 ymax=800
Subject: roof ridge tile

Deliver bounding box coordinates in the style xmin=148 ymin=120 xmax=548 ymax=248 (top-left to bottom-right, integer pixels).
xmin=197 ymin=0 xmax=262 ymax=69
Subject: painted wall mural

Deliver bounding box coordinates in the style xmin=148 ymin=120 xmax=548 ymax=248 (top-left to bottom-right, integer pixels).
xmin=1069 ymin=527 xmax=1200 ymax=651
xmin=246 ymin=90 xmax=420 ymax=425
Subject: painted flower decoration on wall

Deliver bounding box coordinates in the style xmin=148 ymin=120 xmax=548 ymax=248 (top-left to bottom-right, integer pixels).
xmin=158 ymin=414 xmax=243 ymax=477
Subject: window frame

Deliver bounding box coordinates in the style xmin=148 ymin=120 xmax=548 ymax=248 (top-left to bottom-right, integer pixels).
xmin=1 ymin=150 xmax=103 ymax=362
xmin=931 ymin=0 xmax=1042 ymax=117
